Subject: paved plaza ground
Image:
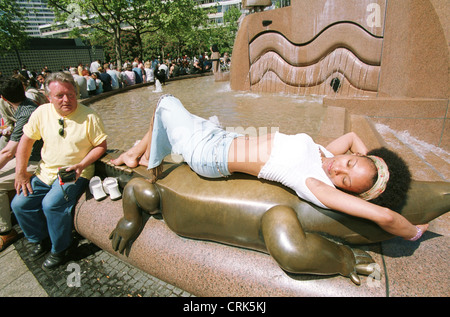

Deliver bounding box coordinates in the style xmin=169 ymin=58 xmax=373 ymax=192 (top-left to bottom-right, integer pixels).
xmin=1 ymin=224 xmax=193 ymax=298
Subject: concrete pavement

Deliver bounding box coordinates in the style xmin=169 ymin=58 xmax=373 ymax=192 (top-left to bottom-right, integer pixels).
xmin=0 ymin=224 xmax=193 ymax=297
xmin=0 ymin=242 xmax=47 ymax=297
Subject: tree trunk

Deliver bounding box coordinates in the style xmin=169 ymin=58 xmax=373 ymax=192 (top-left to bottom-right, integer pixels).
xmin=113 ymin=27 xmax=123 ymax=68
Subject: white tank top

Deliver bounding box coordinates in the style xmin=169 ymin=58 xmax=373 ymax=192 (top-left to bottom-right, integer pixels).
xmin=258 ymin=132 xmax=335 ymax=209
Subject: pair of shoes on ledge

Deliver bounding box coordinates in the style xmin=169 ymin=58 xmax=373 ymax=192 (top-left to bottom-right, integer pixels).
xmin=89 ymin=176 xmax=122 ymax=201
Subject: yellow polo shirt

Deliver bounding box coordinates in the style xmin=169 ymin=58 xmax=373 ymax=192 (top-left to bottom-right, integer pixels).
xmin=23 ymin=103 xmax=107 ymax=185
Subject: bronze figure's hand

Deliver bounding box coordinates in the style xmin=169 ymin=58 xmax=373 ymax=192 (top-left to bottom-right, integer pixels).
xmin=109 ymin=216 xmax=142 ymax=254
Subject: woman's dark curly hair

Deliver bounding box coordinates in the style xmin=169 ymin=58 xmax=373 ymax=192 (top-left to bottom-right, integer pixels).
xmin=366 ymin=147 xmax=411 ymax=212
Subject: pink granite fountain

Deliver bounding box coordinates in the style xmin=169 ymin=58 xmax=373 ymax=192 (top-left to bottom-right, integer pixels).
xmin=74 ymin=0 xmax=449 ymax=296
xmin=231 ymin=0 xmax=449 ymax=153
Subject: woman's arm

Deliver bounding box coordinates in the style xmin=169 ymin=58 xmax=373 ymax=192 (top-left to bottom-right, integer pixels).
xmin=306 ymin=177 xmax=426 ymax=239
xmin=325 ymin=132 xmax=369 ymax=156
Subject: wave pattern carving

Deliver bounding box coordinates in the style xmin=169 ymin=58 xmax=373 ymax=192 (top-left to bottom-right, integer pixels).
xmin=247 ymin=24 xmax=382 ymax=96
xmin=249 ymin=24 xmax=383 ymax=66
xmin=250 ymin=48 xmax=379 ymax=90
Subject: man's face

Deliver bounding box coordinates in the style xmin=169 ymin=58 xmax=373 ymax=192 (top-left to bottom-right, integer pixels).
xmin=48 ymin=81 xmax=78 ymax=117
xmin=37 ymin=75 xmax=45 ymax=84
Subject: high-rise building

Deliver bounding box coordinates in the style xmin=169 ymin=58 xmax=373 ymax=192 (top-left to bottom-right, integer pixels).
xmin=14 ymin=0 xmax=55 ymax=37
xmin=39 ymin=0 xmax=251 ymax=38
xmin=36 ymin=0 xmax=289 ymax=38
xmin=195 ymin=1 xmax=291 ymax=24
xmin=195 ymin=0 xmax=243 ymax=24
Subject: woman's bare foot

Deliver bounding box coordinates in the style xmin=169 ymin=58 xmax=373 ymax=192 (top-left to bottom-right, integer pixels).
xmin=111 ymin=106 xmax=157 ymax=169
xmin=138 ymin=155 xmax=149 ymax=167
xmin=110 ymin=151 xmax=141 ymax=168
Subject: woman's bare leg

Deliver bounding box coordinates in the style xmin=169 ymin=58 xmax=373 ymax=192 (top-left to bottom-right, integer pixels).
xmin=111 ymin=107 xmax=163 ymax=183
xmin=111 ymin=107 xmax=157 ymax=168
xmin=110 ymin=132 xmax=151 ymax=168
xmin=144 ymin=107 xmax=164 ymax=182
xmin=136 ymin=108 xmax=156 ymax=167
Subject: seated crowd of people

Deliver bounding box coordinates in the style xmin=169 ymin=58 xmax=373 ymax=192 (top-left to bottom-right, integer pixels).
xmin=0 ymin=46 xmax=236 ymax=266
xmin=6 ymin=53 xmax=231 ymax=101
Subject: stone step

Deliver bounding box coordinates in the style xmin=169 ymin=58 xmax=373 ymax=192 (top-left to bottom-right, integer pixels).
xmin=370 ymin=123 xmax=448 ymax=182
xmin=316 ymin=105 xmax=348 ymax=145
xmin=323 ymin=109 xmax=448 ymax=182
xmin=348 ymin=114 xmax=386 ymax=150
xmin=317 ymin=108 xmax=384 ymax=150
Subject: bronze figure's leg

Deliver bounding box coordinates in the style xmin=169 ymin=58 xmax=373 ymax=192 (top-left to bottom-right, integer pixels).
xmin=109 ymin=178 xmax=161 ymax=254
xmin=261 ymin=205 xmax=375 ymax=285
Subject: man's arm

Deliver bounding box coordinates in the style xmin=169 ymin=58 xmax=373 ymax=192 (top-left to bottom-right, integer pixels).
xmin=14 ymin=135 xmax=35 ymax=196
xmin=64 ymin=140 xmax=107 ymax=179
xmin=0 ymin=140 xmax=19 ymax=169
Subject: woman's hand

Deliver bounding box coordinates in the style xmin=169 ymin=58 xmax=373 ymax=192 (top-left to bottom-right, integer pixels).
xmin=417 ymin=224 xmax=429 ymax=232
xmin=406 ymin=224 xmax=429 ymax=241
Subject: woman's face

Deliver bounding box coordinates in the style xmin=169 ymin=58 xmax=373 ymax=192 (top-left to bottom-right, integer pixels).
xmin=322 ymin=154 xmax=377 ymax=194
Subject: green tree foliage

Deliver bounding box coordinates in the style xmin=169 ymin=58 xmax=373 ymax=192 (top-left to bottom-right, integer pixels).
xmin=48 ymin=0 xmax=209 ymax=65
xmin=48 ymin=0 xmax=240 ymax=64
xmin=206 ymin=5 xmax=242 ymax=55
xmin=48 ymin=0 xmax=129 ymax=66
xmin=121 ymin=0 xmax=206 ymax=61
xmin=0 ymin=0 xmax=28 ymax=52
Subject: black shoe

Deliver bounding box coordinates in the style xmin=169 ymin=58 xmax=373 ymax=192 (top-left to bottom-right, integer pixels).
xmin=42 ymin=250 xmax=67 ymax=271
xmin=29 ymin=241 xmax=49 ymax=260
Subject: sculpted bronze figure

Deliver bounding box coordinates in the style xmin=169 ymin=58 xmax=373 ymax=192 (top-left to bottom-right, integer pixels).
xmin=105 ymin=159 xmax=449 ymax=285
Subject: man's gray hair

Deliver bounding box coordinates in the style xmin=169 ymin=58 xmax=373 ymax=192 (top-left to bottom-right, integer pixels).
xmin=45 ymin=71 xmax=77 ymax=94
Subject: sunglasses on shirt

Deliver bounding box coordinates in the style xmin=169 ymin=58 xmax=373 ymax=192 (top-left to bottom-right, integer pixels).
xmin=58 ymin=118 xmax=65 ymax=136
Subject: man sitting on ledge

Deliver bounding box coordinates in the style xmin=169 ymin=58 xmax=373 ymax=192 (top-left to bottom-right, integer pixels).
xmin=12 ymin=72 xmax=107 ymax=271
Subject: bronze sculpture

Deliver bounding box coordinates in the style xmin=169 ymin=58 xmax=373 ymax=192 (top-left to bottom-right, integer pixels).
xmin=105 ymin=158 xmax=449 ymax=285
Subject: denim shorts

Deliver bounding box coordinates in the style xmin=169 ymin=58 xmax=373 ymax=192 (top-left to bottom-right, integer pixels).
xmin=148 ymin=95 xmax=241 ymax=178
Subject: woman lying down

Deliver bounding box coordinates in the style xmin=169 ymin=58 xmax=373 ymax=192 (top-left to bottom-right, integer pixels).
xmin=111 ymin=94 xmax=428 ymax=242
